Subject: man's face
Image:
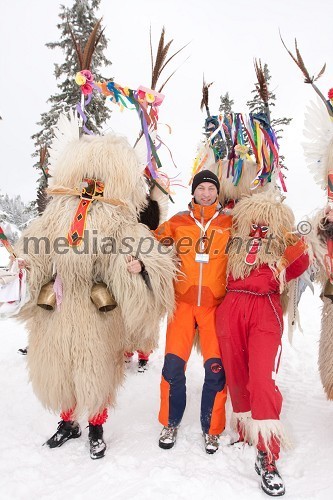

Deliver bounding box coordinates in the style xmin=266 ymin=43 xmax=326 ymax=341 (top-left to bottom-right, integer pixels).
xmin=193 ymin=182 xmax=218 ymax=206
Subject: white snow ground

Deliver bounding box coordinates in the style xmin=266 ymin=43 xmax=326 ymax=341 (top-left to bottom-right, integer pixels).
xmin=0 ymin=286 xmax=332 ymax=500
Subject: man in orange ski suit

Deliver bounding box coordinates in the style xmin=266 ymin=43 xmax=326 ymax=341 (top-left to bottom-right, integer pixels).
xmin=154 ymin=170 xmax=232 ymax=453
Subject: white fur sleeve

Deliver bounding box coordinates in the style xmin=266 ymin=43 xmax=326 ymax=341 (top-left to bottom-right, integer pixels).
xmin=100 ymin=223 xmax=176 ymax=341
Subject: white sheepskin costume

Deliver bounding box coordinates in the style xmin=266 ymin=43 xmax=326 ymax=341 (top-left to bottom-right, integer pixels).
xmin=15 ymin=114 xmax=176 ymax=419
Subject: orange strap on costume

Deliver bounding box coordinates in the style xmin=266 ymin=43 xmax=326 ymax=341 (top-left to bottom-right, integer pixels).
xmin=67 ymin=178 xmax=104 ymax=247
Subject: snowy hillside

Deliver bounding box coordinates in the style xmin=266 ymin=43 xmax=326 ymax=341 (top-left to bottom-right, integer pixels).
xmin=0 ymin=287 xmax=332 ymax=500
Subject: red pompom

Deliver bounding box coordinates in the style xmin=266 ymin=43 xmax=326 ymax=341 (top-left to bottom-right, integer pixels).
xmin=328 ymin=88 xmax=333 ymax=99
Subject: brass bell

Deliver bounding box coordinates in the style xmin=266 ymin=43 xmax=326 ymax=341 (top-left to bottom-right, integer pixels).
xmin=37 ymin=280 xmax=56 ymax=310
xmin=90 ymin=282 xmax=117 ymax=312
xmin=323 ymin=279 xmax=333 ymax=302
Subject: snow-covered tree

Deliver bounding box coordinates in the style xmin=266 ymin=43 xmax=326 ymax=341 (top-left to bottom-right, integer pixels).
xmin=219 ymin=92 xmax=234 ymax=115
xmin=31 ymin=0 xmax=112 ymax=193
xmin=0 ymin=194 xmax=35 ymax=240
xmin=218 ymin=91 xmax=234 ymax=152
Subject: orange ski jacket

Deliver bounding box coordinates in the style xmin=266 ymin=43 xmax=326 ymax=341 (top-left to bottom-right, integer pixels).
xmin=154 ymin=200 xmax=232 ymax=307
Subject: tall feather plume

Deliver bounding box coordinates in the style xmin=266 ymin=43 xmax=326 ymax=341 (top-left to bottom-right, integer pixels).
xmin=39 ymin=145 xmax=49 ymax=183
xmin=36 ymin=185 xmax=49 ymax=215
xmin=150 ymin=26 xmax=189 ymax=92
xmin=280 ymin=33 xmax=332 ymax=117
xmin=200 ymin=77 xmax=213 ymax=117
xmin=149 ymin=25 xmax=154 ymax=80
xmin=36 ymin=146 xmax=50 ymax=215
xmin=254 ymin=59 xmax=269 ymax=104
xmin=68 ymin=24 xmax=83 ymax=69
xmin=68 ymin=18 xmax=105 ymax=70
xmin=253 ymin=58 xmax=270 ymax=123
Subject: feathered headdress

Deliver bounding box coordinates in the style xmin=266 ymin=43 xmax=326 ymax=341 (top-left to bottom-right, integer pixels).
xmin=191 ymin=60 xmax=284 ymax=206
xmin=281 ymin=34 xmax=333 ymax=192
xmin=47 ymin=110 xmax=80 ymax=179
xmin=282 ymin=34 xmax=333 ymax=282
xmin=93 ymin=27 xmax=189 ymax=200
xmin=303 ymin=98 xmax=333 ymax=190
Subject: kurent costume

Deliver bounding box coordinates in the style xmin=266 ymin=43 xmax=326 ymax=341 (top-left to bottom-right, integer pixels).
xmin=282 ymin=40 xmax=333 ymax=404
xmin=216 ymin=190 xmax=309 ymax=496
xmin=154 ymin=171 xmax=232 ymax=451
xmin=122 ymin=179 xmax=169 ymax=374
xmin=302 ymin=96 xmax=333 ymax=400
xmin=308 ymin=209 xmax=333 ymax=399
xmin=14 ymin=113 xmax=176 ymax=458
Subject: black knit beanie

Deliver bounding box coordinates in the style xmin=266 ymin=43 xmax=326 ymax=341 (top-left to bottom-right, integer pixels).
xmin=191 ymin=170 xmax=220 ymax=195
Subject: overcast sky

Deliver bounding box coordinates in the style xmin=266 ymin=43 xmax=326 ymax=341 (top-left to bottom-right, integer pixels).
xmin=1 ymin=0 xmax=332 ymax=219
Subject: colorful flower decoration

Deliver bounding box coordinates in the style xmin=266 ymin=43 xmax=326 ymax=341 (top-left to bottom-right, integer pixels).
xmin=75 ymin=73 xmax=86 ymax=86
xmin=137 ymin=86 xmax=164 ymax=106
xmin=75 ymin=70 xmax=95 ymax=95
xmin=146 ymin=93 xmax=155 ymax=103
xmin=328 ymin=88 xmax=333 ymax=105
xmin=234 ymin=144 xmax=250 ymax=159
xmin=81 ymin=83 xmax=93 ymax=95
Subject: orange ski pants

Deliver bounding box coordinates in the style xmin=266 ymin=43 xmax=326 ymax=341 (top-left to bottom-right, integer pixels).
xmin=159 ymin=301 xmax=227 ymax=434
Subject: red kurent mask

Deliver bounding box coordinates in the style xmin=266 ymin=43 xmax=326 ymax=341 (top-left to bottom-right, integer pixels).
xmin=249 ymin=223 xmax=269 ymax=239
xmin=245 ymin=223 xmax=269 ymax=266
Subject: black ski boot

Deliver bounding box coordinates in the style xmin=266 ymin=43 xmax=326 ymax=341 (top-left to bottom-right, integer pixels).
xmin=18 ymin=346 xmax=28 ymax=355
xmin=45 ymin=420 xmax=81 ymax=448
xmin=138 ymin=359 xmax=148 ymax=373
xmin=255 ymin=450 xmax=285 ymax=496
xmin=88 ymin=423 xmax=106 ymax=460
xmin=159 ymin=426 xmax=178 ymax=449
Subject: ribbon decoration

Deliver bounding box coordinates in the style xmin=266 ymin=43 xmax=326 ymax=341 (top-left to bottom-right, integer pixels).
xmin=101 ymin=81 xmax=172 ymax=198
xmin=191 ymin=112 xmax=284 ymax=192
xmin=75 ymin=74 xmax=173 ymax=199
xmin=0 ymin=226 xmax=16 ymax=257
xmin=75 ymin=70 xmax=102 ymax=135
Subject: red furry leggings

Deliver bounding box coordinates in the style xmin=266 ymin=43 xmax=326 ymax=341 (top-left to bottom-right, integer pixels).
xmin=60 ymin=408 xmax=108 ymax=426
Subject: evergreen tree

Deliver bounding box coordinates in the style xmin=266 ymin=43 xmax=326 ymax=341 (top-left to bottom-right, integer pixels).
xmin=219 ymin=92 xmax=234 ymax=115
xmin=32 ymin=0 xmax=112 ymax=192
xmin=0 ymin=193 xmax=35 ymax=237
xmin=218 ymin=91 xmax=235 ymax=152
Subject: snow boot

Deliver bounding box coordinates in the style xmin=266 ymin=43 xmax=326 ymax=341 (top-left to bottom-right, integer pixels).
xmin=45 ymin=420 xmax=81 ymax=448
xmin=138 ymin=359 xmax=148 ymax=373
xmin=255 ymin=450 xmax=285 ymax=496
xmin=203 ymin=433 xmax=220 ymax=454
xmin=159 ymin=426 xmax=178 ymax=449
xmin=88 ymin=423 xmax=106 ymax=460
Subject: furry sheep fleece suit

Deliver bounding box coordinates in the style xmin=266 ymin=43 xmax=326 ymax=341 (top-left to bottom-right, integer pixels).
xmin=15 ymin=122 xmax=176 ymax=420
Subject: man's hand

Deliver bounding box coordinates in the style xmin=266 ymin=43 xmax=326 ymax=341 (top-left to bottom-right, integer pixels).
xmin=126 ymin=256 xmax=143 ymax=274
xmin=325 ymin=207 xmax=333 ymax=222
xmin=9 ymin=256 xmax=29 ymax=270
